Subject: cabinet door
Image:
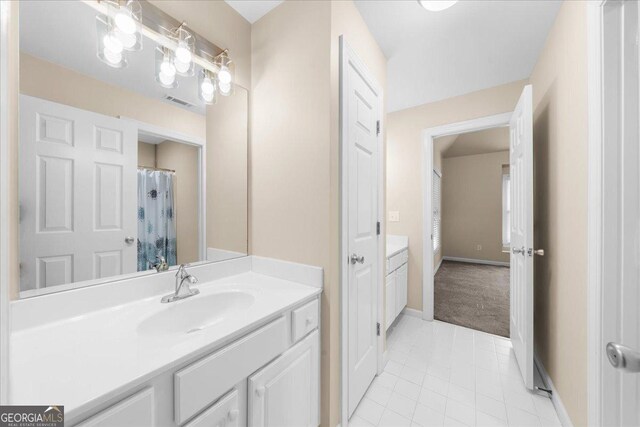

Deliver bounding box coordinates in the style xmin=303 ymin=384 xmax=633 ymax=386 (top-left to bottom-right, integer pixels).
xmin=385 ymin=271 xmax=396 ymax=330
xmin=75 ymin=388 xmax=154 ymax=427
xmin=248 ymin=330 xmax=319 ymax=427
xmin=396 ymin=263 xmax=408 ymax=317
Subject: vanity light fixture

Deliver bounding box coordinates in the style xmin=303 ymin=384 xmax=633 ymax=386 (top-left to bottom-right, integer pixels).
xmin=171 ymin=25 xmax=195 ymax=76
xmin=417 ymin=0 xmax=458 ymax=12
xmin=96 ymin=15 xmax=127 ymax=68
xmin=214 ymin=50 xmax=235 ymax=97
xmin=198 ymin=69 xmax=217 ymax=105
xmin=156 ymin=47 xmax=178 ymax=88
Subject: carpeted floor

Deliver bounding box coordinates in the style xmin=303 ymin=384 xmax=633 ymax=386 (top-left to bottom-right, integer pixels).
xmin=434 ymin=260 xmax=510 ymax=337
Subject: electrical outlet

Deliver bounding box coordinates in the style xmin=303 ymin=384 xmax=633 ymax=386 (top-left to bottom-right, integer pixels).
xmin=389 ymin=211 xmax=400 ymax=222
xmin=476 ymin=244 xmax=482 ymax=251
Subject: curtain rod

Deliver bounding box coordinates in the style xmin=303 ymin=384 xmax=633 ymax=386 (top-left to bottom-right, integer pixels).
xmin=138 ymin=166 xmax=176 ymax=173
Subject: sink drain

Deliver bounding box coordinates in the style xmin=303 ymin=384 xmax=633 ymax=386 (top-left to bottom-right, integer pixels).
xmin=186 ymin=327 xmax=203 ymax=334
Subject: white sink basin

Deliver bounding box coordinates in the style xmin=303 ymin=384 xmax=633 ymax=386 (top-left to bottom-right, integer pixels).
xmin=137 ymin=290 xmax=255 ymax=336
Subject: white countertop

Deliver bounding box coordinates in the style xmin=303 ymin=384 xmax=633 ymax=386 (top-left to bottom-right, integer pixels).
xmin=9 ymin=260 xmax=321 ymax=418
xmin=387 ymin=234 xmax=409 ymax=258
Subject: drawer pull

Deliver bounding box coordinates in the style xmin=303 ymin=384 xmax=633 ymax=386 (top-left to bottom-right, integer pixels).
xmin=255 ymin=387 xmax=265 ymax=398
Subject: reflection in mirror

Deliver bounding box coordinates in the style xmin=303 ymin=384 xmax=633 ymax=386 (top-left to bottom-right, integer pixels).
xmin=18 ymin=1 xmax=248 ymax=298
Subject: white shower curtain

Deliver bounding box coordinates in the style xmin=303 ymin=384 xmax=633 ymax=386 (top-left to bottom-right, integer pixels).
xmin=137 ymin=169 xmax=177 ymax=271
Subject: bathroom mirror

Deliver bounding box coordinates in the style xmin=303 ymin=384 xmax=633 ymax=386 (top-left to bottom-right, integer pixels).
xmin=17 ymin=1 xmax=248 ymax=298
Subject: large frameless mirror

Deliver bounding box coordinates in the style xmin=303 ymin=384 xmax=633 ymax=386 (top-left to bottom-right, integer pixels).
xmin=17 ymin=0 xmax=248 ymax=298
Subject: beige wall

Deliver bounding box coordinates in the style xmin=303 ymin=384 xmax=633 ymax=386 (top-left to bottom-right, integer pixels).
xmin=207 ymin=90 xmax=249 ymax=255
xmin=138 ymin=142 xmax=156 ymax=169
xmin=156 ymin=141 xmax=200 ymax=265
xmin=441 ymin=150 xmax=509 ymax=264
xmin=251 ymin=1 xmax=386 ymax=425
xmin=530 ymin=1 xmax=588 ymax=425
xmin=387 ymin=79 xmax=527 ymax=311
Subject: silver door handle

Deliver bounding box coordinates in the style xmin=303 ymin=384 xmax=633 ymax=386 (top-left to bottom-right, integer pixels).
xmin=124 ymin=236 xmax=135 ymax=245
xmin=350 ymin=254 xmax=365 ymax=264
xmin=528 ymin=248 xmax=545 ymax=256
xmin=606 ymin=342 xmax=640 ymax=373
xmin=512 ymin=247 xmax=525 ymax=255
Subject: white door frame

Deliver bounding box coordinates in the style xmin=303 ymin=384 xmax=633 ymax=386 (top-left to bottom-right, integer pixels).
xmin=421 ymin=112 xmax=512 ymax=320
xmin=0 ymin=0 xmax=11 ymax=404
xmin=339 ymin=36 xmax=385 ymax=427
xmin=121 ymin=117 xmax=207 ymax=263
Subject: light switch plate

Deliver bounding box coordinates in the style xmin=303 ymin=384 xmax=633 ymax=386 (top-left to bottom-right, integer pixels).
xmin=389 ymin=211 xmax=400 ymax=222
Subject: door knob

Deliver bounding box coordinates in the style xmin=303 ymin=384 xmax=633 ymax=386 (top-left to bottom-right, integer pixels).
xmin=528 ymin=248 xmax=545 ymax=256
xmin=124 ymin=236 xmax=135 ymax=245
xmin=512 ymin=247 xmax=525 ymax=255
xmin=350 ymin=254 xmax=365 ymax=264
xmin=606 ymin=342 xmax=640 ymax=373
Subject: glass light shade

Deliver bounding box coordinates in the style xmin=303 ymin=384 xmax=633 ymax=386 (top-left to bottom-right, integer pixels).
xmin=417 ymin=0 xmax=458 ymax=12
xmin=110 ymin=0 xmax=142 ymax=51
xmin=96 ymin=15 xmax=127 ymax=68
xmin=198 ymin=69 xmax=217 ymax=105
xmin=155 ymin=47 xmax=178 ymax=89
xmin=215 ymin=51 xmax=234 ymax=96
xmin=170 ymin=27 xmax=194 ymax=75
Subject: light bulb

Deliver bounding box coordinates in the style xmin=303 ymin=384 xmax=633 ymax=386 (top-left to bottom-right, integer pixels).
xmin=175 ymin=41 xmax=192 ymax=64
xmin=200 ymin=77 xmax=214 ymax=95
xmin=160 ymin=58 xmax=176 ymax=77
xmin=114 ymin=9 xmax=136 ymax=35
xmin=218 ymin=66 xmax=231 ymax=85
xmin=417 ymin=0 xmax=458 ymax=12
xmin=218 ymin=81 xmax=231 ymax=96
xmin=103 ymin=47 xmax=123 ymax=65
xmin=158 ymin=71 xmax=175 ymax=87
xmin=174 ymin=58 xmax=191 ymax=74
xmin=115 ymin=28 xmax=136 ymax=49
xmin=103 ymin=32 xmax=123 ymax=54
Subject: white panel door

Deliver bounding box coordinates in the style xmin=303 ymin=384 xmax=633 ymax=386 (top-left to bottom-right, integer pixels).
xmin=248 ymin=331 xmax=319 ymax=427
xmin=601 ymin=1 xmax=640 ymax=424
xmin=20 ymin=95 xmax=137 ymax=291
xmin=509 ymin=84 xmax=534 ymax=390
xmin=345 ymin=50 xmax=380 ymax=416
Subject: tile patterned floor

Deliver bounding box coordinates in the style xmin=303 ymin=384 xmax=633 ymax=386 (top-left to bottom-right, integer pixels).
xmin=350 ymin=315 xmax=562 ymax=427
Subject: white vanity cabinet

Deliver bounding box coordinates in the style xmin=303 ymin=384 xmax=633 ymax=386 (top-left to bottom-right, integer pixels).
xmin=385 ymin=235 xmax=409 ymax=330
xmin=70 ymin=295 xmax=321 ymax=427
xmin=248 ymin=330 xmax=319 ymax=427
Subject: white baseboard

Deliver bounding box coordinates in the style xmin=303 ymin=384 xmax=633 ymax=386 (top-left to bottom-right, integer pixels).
xmin=402 ymin=307 xmax=423 ymax=318
xmin=434 ymin=258 xmax=443 ymax=275
xmin=534 ymin=354 xmax=574 ymax=427
xmin=443 ymin=256 xmax=509 ymax=267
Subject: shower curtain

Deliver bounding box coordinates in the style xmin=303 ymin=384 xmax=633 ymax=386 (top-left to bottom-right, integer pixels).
xmin=137 ymin=169 xmax=177 ymax=271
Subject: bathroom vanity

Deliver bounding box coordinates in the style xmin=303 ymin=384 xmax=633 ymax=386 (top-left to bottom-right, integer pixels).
xmin=385 ymin=235 xmax=409 ymax=329
xmin=9 ymin=257 xmax=322 ymax=427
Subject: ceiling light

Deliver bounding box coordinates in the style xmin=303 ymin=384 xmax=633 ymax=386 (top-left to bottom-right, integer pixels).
xmin=418 ymin=0 xmax=458 ymax=12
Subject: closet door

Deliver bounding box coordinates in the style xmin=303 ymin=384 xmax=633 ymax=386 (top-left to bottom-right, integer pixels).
xmin=19 ymin=95 xmax=138 ymax=291
xmin=248 ymin=331 xmax=319 ymax=427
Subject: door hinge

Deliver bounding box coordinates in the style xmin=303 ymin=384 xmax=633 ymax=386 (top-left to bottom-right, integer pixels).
xmin=376 ymin=120 xmax=380 ymax=136
xmin=376 ymin=322 xmax=381 ymax=336
xmin=377 ymin=221 xmax=381 ymax=236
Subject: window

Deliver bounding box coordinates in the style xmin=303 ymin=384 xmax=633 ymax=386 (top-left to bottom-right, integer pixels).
xmin=433 ymin=169 xmax=442 ymax=253
xmin=502 ymin=167 xmax=511 ymax=247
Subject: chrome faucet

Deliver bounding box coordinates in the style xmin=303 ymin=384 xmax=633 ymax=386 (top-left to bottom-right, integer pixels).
xmin=152 ymin=256 xmax=169 ymax=272
xmin=161 ymin=264 xmax=200 ymax=303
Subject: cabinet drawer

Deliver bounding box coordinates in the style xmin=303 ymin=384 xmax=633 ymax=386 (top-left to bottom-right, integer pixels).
xmin=175 ymin=316 xmax=288 ymax=425
xmin=291 ymin=299 xmax=319 ymax=342
xmin=184 ymin=389 xmax=240 ymax=427
xmin=76 ymin=388 xmax=154 ymax=427
xmin=388 ymin=249 xmax=408 ymax=273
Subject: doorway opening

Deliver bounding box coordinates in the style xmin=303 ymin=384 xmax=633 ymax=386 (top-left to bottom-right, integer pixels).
xmin=432 ymin=126 xmax=511 ymax=337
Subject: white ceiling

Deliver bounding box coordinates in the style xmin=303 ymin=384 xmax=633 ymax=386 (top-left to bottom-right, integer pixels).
xmin=438 ymin=126 xmax=510 ymax=158
xmin=225 ymin=0 xmax=284 ymax=24
xmin=20 ymin=1 xmax=206 ymax=115
xmin=354 ymin=0 xmax=562 ymax=112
